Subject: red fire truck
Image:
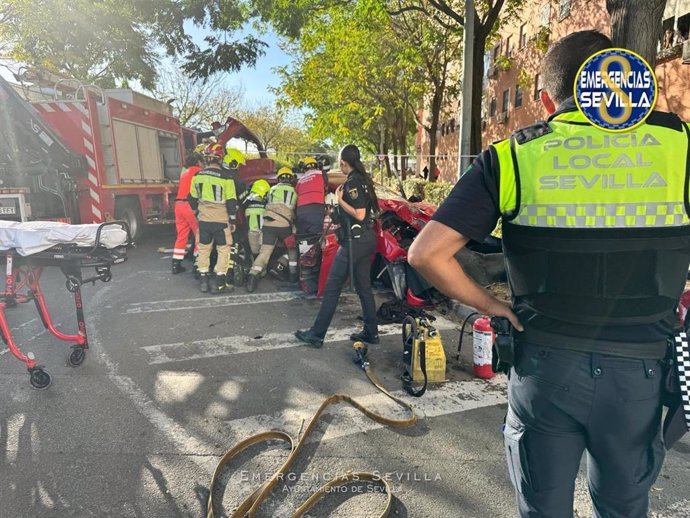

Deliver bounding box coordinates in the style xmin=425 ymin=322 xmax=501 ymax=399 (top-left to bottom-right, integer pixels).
xmin=0 ymin=73 xmax=274 ymax=239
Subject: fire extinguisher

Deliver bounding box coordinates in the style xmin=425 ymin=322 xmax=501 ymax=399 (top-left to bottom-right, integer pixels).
xmin=472 ymin=316 xmax=495 ymax=379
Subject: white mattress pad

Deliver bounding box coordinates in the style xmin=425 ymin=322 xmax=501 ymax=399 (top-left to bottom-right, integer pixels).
xmin=0 ymin=221 xmax=128 ymax=256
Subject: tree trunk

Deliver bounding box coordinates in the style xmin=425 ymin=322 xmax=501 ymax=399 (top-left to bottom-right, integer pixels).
xmin=398 ymin=108 xmax=408 ymax=180
xmin=607 ymin=0 xmax=665 ymax=67
xmin=383 ymin=127 xmax=391 ymax=179
xmin=470 ymin=26 xmax=489 ymax=156
xmin=393 ymin=139 xmax=399 ymax=176
xmin=428 ymin=87 xmax=443 ymax=183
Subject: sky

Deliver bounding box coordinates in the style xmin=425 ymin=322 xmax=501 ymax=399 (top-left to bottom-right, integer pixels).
xmin=185 ymin=24 xmax=294 ymax=104
xmin=0 ymin=22 xmax=294 ymax=106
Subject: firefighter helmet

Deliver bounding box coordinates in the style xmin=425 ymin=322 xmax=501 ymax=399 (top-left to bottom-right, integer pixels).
xmin=277 ymin=166 xmax=296 ymax=181
xmin=250 ymin=179 xmax=271 ymax=198
xmin=203 ymin=143 xmax=224 ymax=161
xmin=303 ymin=156 xmax=318 ymax=170
xmin=222 ymin=148 xmax=246 ymax=170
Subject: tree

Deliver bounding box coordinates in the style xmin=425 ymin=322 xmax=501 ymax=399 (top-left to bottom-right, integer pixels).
xmin=274 ymin=1 xmax=429 ymax=179
xmin=0 ymin=0 xmax=268 ymax=88
xmin=154 ymin=66 xmax=244 ymax=128
xmin=606 ymin=0 xmax=666 ymax=67
xmin=235 ymin=102 xmax=298 ymax=152
xmin=388 ymin=7 xmax=462 ymax=181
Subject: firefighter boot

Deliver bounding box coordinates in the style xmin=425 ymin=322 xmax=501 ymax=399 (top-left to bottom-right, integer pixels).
xmin=211 ymin=274 xmax=233 ymax=294
xmin=199 ymin=273 xmax=210 ymax=293
xmin=246 ymin=273 xmax=259 ymax=293
xmin=172 ymin=259 xmax=186 ymax=275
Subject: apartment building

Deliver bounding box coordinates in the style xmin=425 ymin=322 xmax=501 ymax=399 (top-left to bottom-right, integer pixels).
xmin=416 ymin=0 xmax=690 ymax=182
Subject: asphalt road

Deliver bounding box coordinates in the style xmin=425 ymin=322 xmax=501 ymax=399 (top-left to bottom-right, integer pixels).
xmin=0 ymin=227 xmax=688 ymax=518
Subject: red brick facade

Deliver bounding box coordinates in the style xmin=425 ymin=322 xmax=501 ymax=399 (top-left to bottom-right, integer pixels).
xmin=415 ymin=0 xmax=690 ymax=181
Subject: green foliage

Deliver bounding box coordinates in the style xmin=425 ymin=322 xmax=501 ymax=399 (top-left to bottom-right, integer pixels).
xmin=382 ymin=177 xmax=453 ymax=207
xmin=0 ymin=0 xmax=268 ymax=87
xmin=517 ymin=69 xmax=532 ymax=90
xmin=535 ymin=26 xmax=551 ymax=53
xmin=494 ymin=54 xmax=513 ymax=71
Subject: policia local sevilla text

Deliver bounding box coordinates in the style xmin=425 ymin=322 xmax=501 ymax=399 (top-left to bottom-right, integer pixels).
xmin=538 ymin=131 xmax=666 ymax=190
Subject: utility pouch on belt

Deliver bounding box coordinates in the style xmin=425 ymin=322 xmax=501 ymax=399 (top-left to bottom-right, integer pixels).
xmin=662 ymin=331 xmax=690 ymax=449
xmin=490 ymin=316 xmax=516 ymax=375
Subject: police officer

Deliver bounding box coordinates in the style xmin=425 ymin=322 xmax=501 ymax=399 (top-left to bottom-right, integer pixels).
xmin=409 ymin=30 xmax=690 ymax=518
xmin=295 ymin=144 xmax=380 ymax=348
xmin=188 ymin=144 xmax=241 ymax=294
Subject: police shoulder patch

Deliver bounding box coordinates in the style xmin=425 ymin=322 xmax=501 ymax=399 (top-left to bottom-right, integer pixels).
xmin=512 ymin=121 xmax=552 ymax=145
xmin=348 ymin=188 xmax=359 ymax=199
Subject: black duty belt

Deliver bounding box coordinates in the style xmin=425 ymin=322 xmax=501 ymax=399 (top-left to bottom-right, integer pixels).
xmin=521 ymin=326 xmax=668 ymax=360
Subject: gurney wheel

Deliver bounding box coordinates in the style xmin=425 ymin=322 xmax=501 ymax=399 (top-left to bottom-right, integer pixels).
xmin=29 ymin=368 xmax=51 ymax=390
xmin=68 ymin=346 xmax=86 ymax=367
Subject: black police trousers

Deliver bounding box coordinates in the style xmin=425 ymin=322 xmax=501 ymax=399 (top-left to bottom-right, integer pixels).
xmin=311 ymin=230 xmax=378 ymax=339
xmin=505 ymin=342 xmax=665 ymax=518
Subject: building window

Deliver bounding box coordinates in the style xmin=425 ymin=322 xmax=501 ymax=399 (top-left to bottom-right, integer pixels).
xmin=450 ymin=119 xmax=455 ymax=133
xmin=539 ymin=3 xmax=551 ymax=27
xmin=558 ymin=0 xmax=571 ymax=20
xmin=502 ymin=89 xmax=510 ymax=114
xmin=515 ymin=85 xmax=524 ymax=108
xmin=506 ymin=35 xmax=513 ymax=56
xmin=519 ymin=24 xmax=528 ymax=48
xmin=493 ymin=41 xmax=502 ymax=62
xmin=534 ymin=74 xmax=543 ymax=100
xmin=490 ymin=97 xmax=497 ymax=117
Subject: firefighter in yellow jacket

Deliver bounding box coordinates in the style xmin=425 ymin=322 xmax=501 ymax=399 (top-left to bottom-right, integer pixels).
xmin=246 ymin=167 xmax=298 ymax=292
xmin=188 ymin=145 xmax=243 ymax=294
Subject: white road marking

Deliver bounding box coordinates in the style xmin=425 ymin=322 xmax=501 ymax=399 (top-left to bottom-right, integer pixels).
xmin=141 ymin=316 xmax=457 ymax=365
xmin=124 ymin=291 xmax=303 ymax=314
xmin=222 ymin=378 xmax=507 ymax=445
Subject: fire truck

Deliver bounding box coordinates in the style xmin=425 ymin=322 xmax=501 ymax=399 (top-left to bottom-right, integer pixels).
xmin=0 ymin=73 xmax=274 ymax=240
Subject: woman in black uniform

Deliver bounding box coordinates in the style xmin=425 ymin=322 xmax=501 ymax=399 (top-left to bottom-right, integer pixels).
xmin=295 ymin=144 xmax=380 ymax=348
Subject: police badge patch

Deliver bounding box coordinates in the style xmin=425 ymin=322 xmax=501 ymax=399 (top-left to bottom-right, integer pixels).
xmin=348 ymin=188 xmax=359 ymax=199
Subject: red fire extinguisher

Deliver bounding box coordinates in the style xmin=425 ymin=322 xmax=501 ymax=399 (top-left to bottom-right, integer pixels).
xmin=472 ymin=316 xmax=495 ymax=379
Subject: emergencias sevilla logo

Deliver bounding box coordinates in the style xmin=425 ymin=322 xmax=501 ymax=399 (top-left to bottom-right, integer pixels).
xmin=574 ymin=48 xmax=657 ymax=132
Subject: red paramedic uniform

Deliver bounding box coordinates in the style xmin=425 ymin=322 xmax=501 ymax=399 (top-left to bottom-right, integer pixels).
xmin=173 ymin=165 xmax=202 ymax=260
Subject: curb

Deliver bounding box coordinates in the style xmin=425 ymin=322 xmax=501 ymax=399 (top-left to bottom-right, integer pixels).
xmin=449 ymin=299 xmax=482 ymax=324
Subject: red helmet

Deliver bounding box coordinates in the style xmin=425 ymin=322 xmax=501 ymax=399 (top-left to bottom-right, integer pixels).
xmin=203 ymin=143 xmax=224 ymax=161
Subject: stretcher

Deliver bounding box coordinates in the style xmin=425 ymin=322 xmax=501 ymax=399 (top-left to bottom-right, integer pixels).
xmin=0 ymin=221 xmax=130 ymax=389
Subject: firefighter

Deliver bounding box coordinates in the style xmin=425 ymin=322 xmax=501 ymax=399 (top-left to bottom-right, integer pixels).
xmin=172 ymin=152 xmax=202 ymax=274
xmin=302 ymin=156 xmax=318 ymax=171
xmin=246 ymin=167 xmax=298 ymax=292
xmin=295 ymin=144 xmax=379 ymax=347
xmin=295 ymin=159 xmax=328 ymax=294
xmin=408 ymin=31 xmax=690 ymax=518
xmin=188 ymin=144 xmax=241 ymax=294
xmin=221 ymin=148 xmax=250 ymax=280
xmin=244 ymin=179 xmax=270 ymax=257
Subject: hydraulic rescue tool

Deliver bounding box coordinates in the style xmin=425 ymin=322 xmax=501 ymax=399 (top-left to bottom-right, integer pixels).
xmin=401 ymin=311 xmax=447 ymax=397
xmin=206 ymin=344 xmax=419 ymax=518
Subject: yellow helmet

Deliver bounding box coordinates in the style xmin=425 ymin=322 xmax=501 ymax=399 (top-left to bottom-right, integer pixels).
xmin=277 ymin=166 xmax=296 ymax=180
xmin=223 ymin=148 xmax=246 ymax=170
xmin=303 ymin=156 xmax=318 ymax=169
xmin=250 ymin=179 xmax=270 ymax=198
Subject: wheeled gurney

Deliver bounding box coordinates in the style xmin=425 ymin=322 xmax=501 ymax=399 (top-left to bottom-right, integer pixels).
xmin=0 ymin=221 xmax=130 ymax=388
